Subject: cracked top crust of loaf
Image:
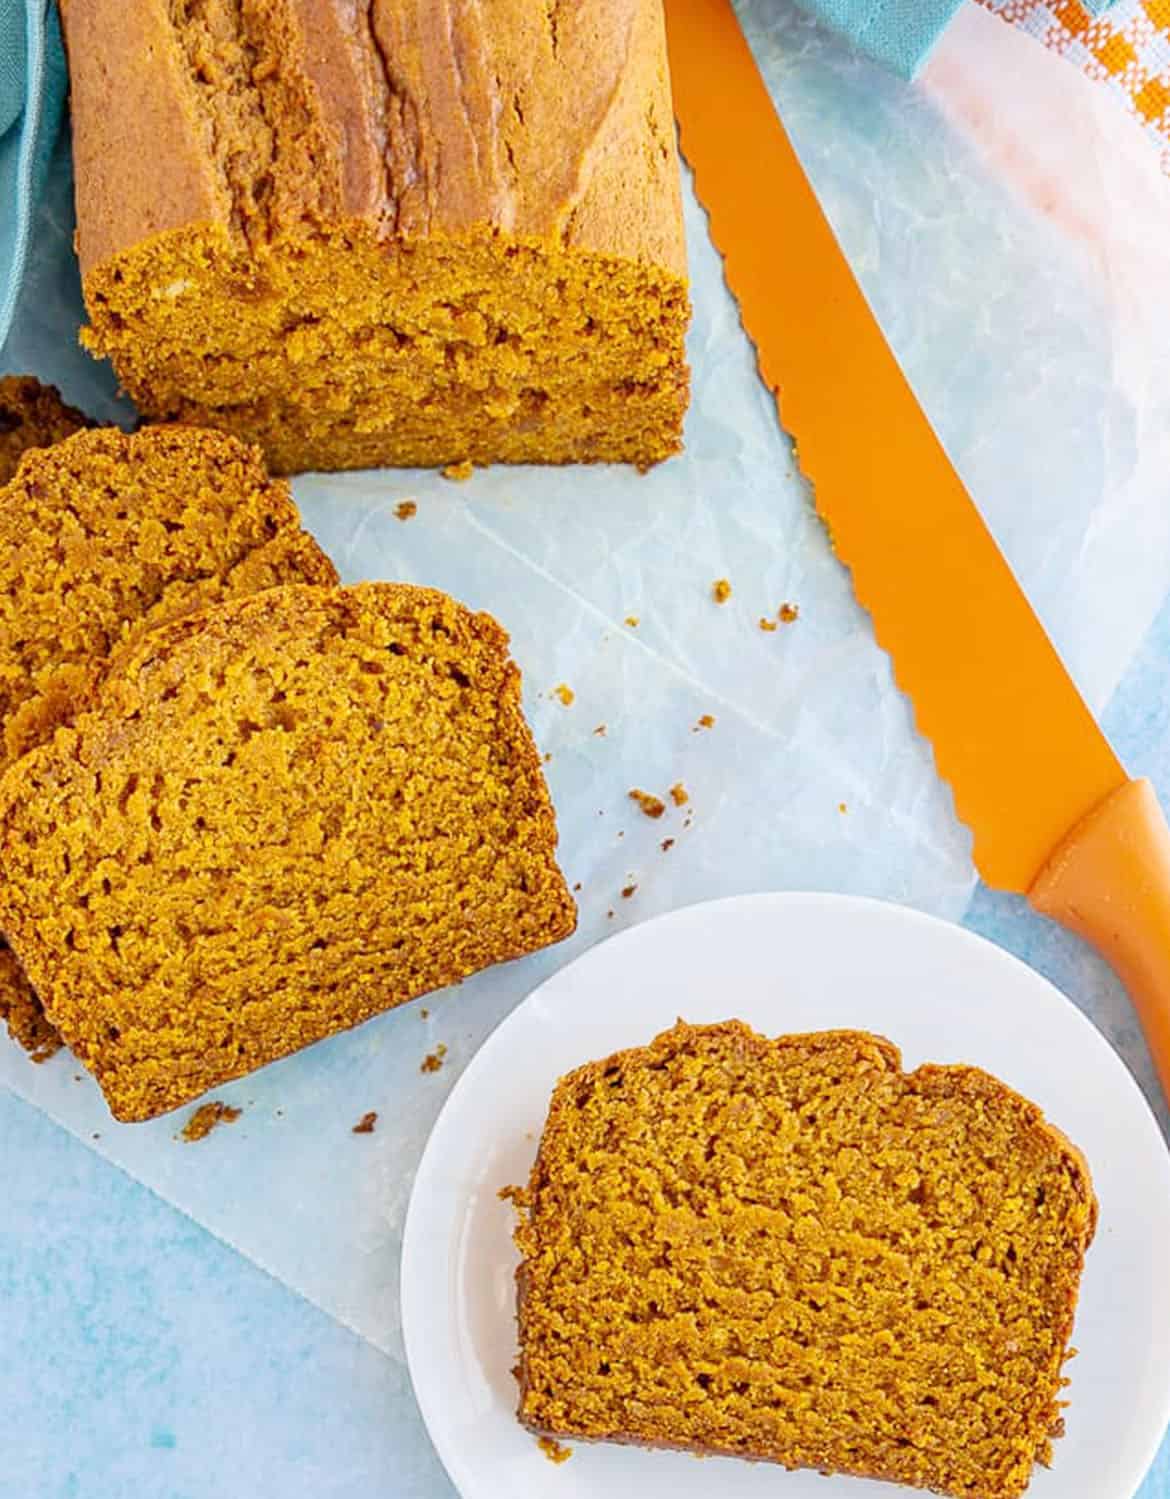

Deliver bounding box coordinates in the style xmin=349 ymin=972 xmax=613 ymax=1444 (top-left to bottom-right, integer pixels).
xmin=63 ymin=0 xmax=686 ymax=276
xmin=512 ymin=1020 xmax=1097 ymax=1499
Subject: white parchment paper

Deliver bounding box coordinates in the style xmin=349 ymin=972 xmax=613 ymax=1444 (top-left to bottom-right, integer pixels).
xmin=3 ymin=0 xmax=1169 ymax=1378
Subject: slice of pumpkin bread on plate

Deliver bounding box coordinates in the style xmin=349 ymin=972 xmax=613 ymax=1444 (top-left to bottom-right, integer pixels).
xmin=0 ymin=583 xmax=576 ymax=1121
xmin=0 ymin=423 xmax=336 ymax=1062
xmin=512 ymin=1021 xmax=1097 ymax=1499
xmin=0 ymin=374 xmax=92 ymax=485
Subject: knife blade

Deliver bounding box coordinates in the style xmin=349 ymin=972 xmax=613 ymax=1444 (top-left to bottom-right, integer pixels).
xmin=663 ymin=0 xmax=1170 ymax=1096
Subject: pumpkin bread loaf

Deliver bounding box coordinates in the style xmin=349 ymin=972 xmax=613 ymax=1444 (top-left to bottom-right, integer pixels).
xmin=0 ymin=424 xmax=336 ymax=1061
xmin=60 ymin=0 xmax=691 ymax=474
xmin=512 ymin=1021 xmax=1097 ymax=1499
xmin=0 ymin=375 xmax=91 ymax=485
xmin=0 ymin=583 xmax=576 ymax=1120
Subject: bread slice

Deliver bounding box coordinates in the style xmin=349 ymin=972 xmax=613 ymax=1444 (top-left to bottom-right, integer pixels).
xmin=512 ymin=1021 xmax=1097 ymax=1499
xmin=0 ymin=375 xmax=91 ymax=485
xmin=0 ymin=424 xmax=337 ymax=1061
xmin=0 ymin=583 xmax=576 ymax=1120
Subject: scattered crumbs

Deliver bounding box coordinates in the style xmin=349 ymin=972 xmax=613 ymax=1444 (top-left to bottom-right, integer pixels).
xmin=617 ymin=830 xmax=624 ymax=838
xmin=624 ymin=614 xmax=640 ymax=628
xmin=180 ymin=1101 xmax=241 ymax=1143
xmin=759 ymin=617 xmax=778 ymax=632
xmin=607 ymin=909 xmax=615 ymax=919
xmin=91 ymin=1132 xmax=101 ymax=1140
xmin=498 ymin=1183 xmax=528 ymax=1206
xmin=661 ymin=838 xmax=675 ymax=853
xmin=352 ymin=1111 xmax=378 ymax=1135
xmin=421 ymin=1043 xmax=448 ymax=1074
xmin=695 ymin=713 xmax=716 ymax=731
xmin=629 ymin=788 xmax=666 ymax=819
xmin=420 ymin=1008 xmax=430 ymax=1019
xmin=442 ymin=458 xmax=474 ymax=481
xmin=684 ymin=815 xmax=694 ymax=829
xmin=621 ymin=884 xmax=637 ymax=899
xmin=593 ymin=724 xmax=607 ymax=737
xmin=712 ymin=578 xmax=732 ymax=604
xmin=670 ymin=782 xmax=690 ymax=807
xmin=538 ymin=1436 xmax=573 ymax=1465
xmin=543 ymin=751 xmax=553 ymax=763
xmin=394 ymin=499 xmax=417 ymax=521
xmin=572 ymin=882 xmax=582 ymax=893
xmin=779 ymin=602 xmax=800 ymax=624
xmin=553 ymin=683 xmax=575 ymax=707
xmin=275 ymin=1108 xmax=284 ymax=1117
xmin=838 ymin=802 xmax=848 ymax=814
xmin=73 ymin=1074 xmax=82 ymax=1082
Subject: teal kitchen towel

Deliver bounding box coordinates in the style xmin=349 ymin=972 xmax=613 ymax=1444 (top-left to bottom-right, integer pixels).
xmin=794 ymin=0 xmax=1122 ymax=78
xmin=1 ymin=0 xmax=66 ymax=350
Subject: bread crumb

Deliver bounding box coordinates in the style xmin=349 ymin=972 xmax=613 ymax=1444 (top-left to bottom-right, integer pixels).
xmin=498 ymin=1183 xmax=528 ymax=1207
xmin=624 ymin=615 xmax=639 ymax=628
xmin=421 ymin=1043 xmax=448 ymax=1074
xmin=593 ymin=724 xmax=606 ymax=736
xmin=543 ymin=751 xmax=553 ymax=763
xmin=394 ymin=500 xmax=417 ymax=521
xmin=661 ymin=838 xmax=675 ymax=852
xmin=607 ymin=909 xmax=615 ymax=919
xmin=352 ymin=1111 xmax=378 ymax=1134
xmin=839 ymin=802 xmax=848 ymax=814
xmin=670 ymin=782 xmax=689 ymax=807
xmin=420 ymin=1008 xmax=430 ymax=1019
xmin=629 ymin=788 xmax=666 ymax=819
xmin=712 ymin=578 xmax=732 ymax=604
xmin=695 ymin=713 xmax=716 ymax=731
xmin=538 ymin=1436 xmax=573 ymax=1465
xmin=442 ymin=459 xmax=474 ymax=481
xmin=621 ymin=884 xmax=637 ymax=899
xmin=759 ymin=617 xmax=778 ymax=632
xmin=180 ymin=1101 xmax=241 ymax=1142
xmin=554 ymin=684 xmax=575 ymax=707
xmin=779 ymin=602 xmax=800 ymax=624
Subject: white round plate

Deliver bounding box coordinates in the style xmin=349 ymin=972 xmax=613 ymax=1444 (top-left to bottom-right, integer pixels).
xmin=402 ymin=893 xmax=1170 ymax=1499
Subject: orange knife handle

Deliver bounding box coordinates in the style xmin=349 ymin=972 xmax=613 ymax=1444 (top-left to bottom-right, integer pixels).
xmin=1030 ymin=778 xmax=1170 ymax=1098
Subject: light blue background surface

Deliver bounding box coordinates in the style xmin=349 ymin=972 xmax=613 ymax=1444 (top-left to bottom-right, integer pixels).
xmin=3 ymin=2 xmax=1170 ymax=1495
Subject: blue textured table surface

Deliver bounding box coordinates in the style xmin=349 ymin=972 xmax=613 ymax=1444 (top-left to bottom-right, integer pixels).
xmin=4 ymin=2 xmax=1170 ymax=1494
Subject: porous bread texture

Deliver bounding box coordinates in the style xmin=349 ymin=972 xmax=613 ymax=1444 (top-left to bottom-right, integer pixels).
xmin=0 ymin=583 xmax=577 ymax=1121
xmin=512 ymin=1021 xmax=1097 ymax=1499
xmin=0 ymin=424 xmax=336 ymax=1061
xmin=0 ymin=375 xmax=92 ymax=486
xmin=62 ymin=0 xmax=691 ymax=474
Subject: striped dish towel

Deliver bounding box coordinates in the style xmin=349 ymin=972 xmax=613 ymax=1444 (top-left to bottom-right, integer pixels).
xmin=980 ymin=0 xmax=1170 ymax=171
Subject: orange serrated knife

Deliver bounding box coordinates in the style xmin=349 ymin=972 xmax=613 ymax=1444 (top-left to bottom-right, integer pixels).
xmin=664 ymin=0 xmax=1170 ymax=1100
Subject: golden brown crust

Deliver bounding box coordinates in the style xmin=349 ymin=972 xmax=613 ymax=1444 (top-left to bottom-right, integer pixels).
xmin=512 ymin=1021 xmax=1097 ymax=1499
xmin=0 ymin=583 xmax=576 ymax=1120
xmin=0 ymin=375 xmax=92 ymax=485
xmin=62 ymin=0 xmax=685 ymax=275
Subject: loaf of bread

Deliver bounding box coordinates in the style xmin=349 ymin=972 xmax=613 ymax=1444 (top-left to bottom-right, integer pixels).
xmin=0 ymin=583 xmax=576 ymax=1120
xmin=60 ymin=0 xmax=691 ymax=474
xmin=512 ymin=1021 xmax=1097 ymax=1499
xmin=0 ymin=424 xmax=336 ymax=1062
xmin=0 ymin=375 xmax=91 ymax=485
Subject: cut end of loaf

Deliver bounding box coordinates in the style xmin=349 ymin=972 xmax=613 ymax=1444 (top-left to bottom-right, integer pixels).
xmin=512 ymin=1020 xmax=1097 ymax=1499
xmin=81 ymin=224 xmax=691 ymax=474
